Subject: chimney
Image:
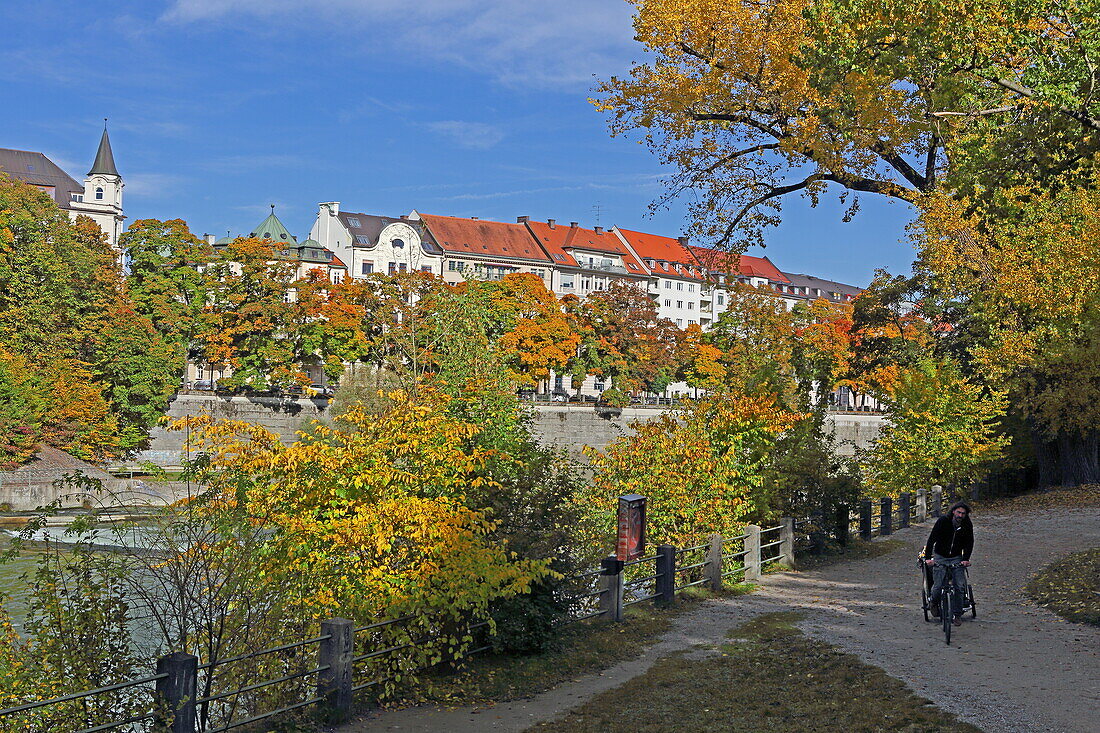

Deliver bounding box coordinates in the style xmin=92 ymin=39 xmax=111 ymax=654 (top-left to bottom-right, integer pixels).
xmin=471 ymin=216 xmax=479 ymax=220
xmin=547 ymin=218 xmax=555 ymax=228
xmin=204 ymin=234 xmax=216 ymax=244
xmin=517 ymin=215 xmax=529 ymax=223
xmin=594 ymin=226 xmax=604 ymax=235
xmin=321 ymin=201 xmax=339 ymax=215
xmin=678 ymin=236 xmax=689 ymax=247
xmin=570 ymin=221 xmax=578 ymax=228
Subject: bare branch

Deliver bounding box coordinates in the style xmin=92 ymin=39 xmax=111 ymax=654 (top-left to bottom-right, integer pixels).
xmin=984 ymin=75 xmax=1100 ymax=131
xmin=928 ymin=106 xmax=1019 ymax=117
xmin=687 ymin=112 xmax=784 ymax=139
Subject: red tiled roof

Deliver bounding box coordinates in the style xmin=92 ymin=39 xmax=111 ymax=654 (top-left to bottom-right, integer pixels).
xmin=615 ymin=228 xmax=707 ymax=281
xmin=689 ymin=246 xmax=790 ymax=284
xmin=525 ymin=220 xmax=646 ymax=274
xmin=419 ymin=214 xmax=551 ymax=262
xmin=328 ymin=254 xmax=347 ymax=269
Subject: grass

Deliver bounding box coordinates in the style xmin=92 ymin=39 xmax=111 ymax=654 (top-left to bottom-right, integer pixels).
xmin=530 ymin=612 xmax=982 ymax=733
xmin=796 ymin=538 xmax=905 ymax=571
xmin=398 ymin=588 xmax=728 ymax=708
xmin=1025 ymin=547 xmax=1100 ymax=627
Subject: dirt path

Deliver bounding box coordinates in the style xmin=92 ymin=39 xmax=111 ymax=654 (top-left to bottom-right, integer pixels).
xmin=342 ymin=505 xmax=1099 ymax=732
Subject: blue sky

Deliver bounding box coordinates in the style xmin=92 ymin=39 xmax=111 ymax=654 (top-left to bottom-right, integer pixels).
xmin=0 ymin=0 xmax=917 ymax=285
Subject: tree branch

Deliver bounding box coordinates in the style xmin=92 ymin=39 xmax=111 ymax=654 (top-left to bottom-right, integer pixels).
xmin=869 ymin=141 xmax=929 ymax=191
xmin=985 ymin=75 xmax=1100 ymax=131
xmin=688 ymin=112 xmax=784 ymax=139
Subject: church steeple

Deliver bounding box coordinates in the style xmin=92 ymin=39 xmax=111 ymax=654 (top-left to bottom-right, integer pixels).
xmin=88 ymin=120 xmax=119 ymax=177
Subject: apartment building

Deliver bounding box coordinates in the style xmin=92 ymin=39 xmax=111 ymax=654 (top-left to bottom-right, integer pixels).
xmin=614 ymin=229 xmax=712 ymax=327
xmin=520 ymin=218 xmax=648 ymax=297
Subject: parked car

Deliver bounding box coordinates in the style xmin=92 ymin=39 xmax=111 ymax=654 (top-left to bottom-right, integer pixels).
xmin=193 ymin=379 xmax=216 ymax=391
xmin=551 ymin=389 xmax=569 ymax=402
xmin=308 ymin=384 xmax=334 ymax=397
xmin=282 ymin=384 xmax=304 ymax=397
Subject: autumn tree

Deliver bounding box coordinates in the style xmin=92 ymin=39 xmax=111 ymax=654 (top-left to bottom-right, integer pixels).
xmin=580 ymin=392 xmax=796 ymax=549
xmin=199 ymin=237 xmax=304 ymax=391
xmin=597 ymin=0 xmax=1100 ymax=250
xmin=0 ymin=177 xmax=175 ymax=459
xmin=565 ymin=280 xmax=680 ymax=395
xmin=864 ymin=358 xmax=1009 ymax=494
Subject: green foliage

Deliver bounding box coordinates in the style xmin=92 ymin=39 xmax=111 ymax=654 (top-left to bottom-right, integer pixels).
xmin=864 ymin=358 xmax=1009 ymax=494
xmin=0 ymin=177 xmax=176 ymax=460
xmin=581 ymin=392 xmax=797 ymax=550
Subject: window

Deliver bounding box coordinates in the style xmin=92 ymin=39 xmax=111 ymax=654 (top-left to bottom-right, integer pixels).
xmin=688 ymin=319 xmax=696 ymax=325
xmin=676 ymin=318 xmax=683 ymax=326
xmin=582 ymin=278 xmax=592 ymax=290
xmin=664 ymin=299 xmax=671 ymax=307
xmin=355 ymin=235 xmax=370 ymax=244
xmin=388 ymin=262 xmax=397 ymax=274
xmin=70 ymin=193 xmax=83 ymax=202
xmin=392 ymin=238 xmax=405 ymax=248
xmin=594 ymin=380 xmax=605 ymax=391
xmin=717 ymin=293 xmax=725 ymax=305
xmin=535 ymin=269 xmax=545 ymax=278
xmin=687 ymin=302 xmax=694 ymax=310
xmin=361 ymin=261 xmax=374 ymax=275
xmin=554 ymin=375 xmax=564 ymax=389
xmin=676 ymin=300 xmax=683 ymax=309
xmin=95 ymin=187 xmax=104 ymax=200
xmin=561 ymin=274 xmax=574 ymax=289
xmin=421 ymin=265 xmax=432 ymax=273
xmin=331 ymin=272 xmax=343 ymax=284
xmin=399 ymin=263 xmax=407 ymax=273
xmin=347 ymin=217 xmax=362 ymax=228
xmin=688 ymin=284 xmax=695 ymax=293
xmin=664 ymin=281 xmax=672 ymax=289
xmin=601 ymin=258 xmax=612 ymax=268
xmin=448 ymin=260 xmax=466 ymax=272
xmin=677 ymin=282 xmax=685 ymax=291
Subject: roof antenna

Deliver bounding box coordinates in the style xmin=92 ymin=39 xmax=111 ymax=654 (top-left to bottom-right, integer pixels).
xmin=592 ymin=201 xmax=603 ymax=228
xmin=270 ymin=203 xmax=275 ymax=213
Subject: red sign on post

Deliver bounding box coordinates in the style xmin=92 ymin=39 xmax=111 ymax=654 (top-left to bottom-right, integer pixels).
xmin=616 ymin=494 xmax=646 ymax=562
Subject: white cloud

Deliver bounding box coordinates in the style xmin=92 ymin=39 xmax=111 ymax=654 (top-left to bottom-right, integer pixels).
xmin=425 ymin=121 xmax=505 ymax=150
xmin=162 ymin=1 xmax=637 ymax=88
xmin=125 ymin=172 xmax=186 ymax=198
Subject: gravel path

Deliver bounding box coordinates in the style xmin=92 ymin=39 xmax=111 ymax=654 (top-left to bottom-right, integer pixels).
xmin=341 ymin=505 xmax=1100 ymax=733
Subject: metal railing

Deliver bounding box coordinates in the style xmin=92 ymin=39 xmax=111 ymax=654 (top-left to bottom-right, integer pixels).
xmin=2 ymin=488 xmax=947 ymax=731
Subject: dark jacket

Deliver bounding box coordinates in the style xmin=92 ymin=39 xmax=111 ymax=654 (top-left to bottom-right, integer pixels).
xmin=924 ymin=515 xmax=974 ymax=561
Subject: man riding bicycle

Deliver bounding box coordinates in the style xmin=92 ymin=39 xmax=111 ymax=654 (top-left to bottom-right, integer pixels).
xmin=924 ymin=501 xmax=974 ymax=626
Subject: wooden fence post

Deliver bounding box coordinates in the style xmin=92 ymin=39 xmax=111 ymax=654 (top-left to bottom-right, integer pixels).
xmin=744 ymin=525 xmax=762 ymax=581
xmin=859 ymin=499 xmax=873 ymax=540
xmin=931 ymin=486 xmax=943 ymax=517
xmin=779 ymin=517 xmax=795 ymax=569
xmin=916 ymin=489 xmax=927 ymax=523
xmin=834 ymin=505 xmax=850 ymax=546
xmin=599 ymin=556 xmax=624 ymax=622
xmin=898 ymin=493 xmax=910 ymax=529
xmin=655 ymin=545 xmax=676 ymax=605
xmin=880 ymin=497 xmax=892 ymax=536
xmin=318 ymin=618 xmax=354 ymax=724
xmin=705 ymin=534 xmax=723 ymax=591
xmin=156 ymin=652 xmax=197 ymax=733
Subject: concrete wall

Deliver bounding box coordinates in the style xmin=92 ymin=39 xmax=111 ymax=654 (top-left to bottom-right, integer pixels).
xmin=134 ymin=393 xmax=332 ymax=467
xmin=137 ymin=394 xmax=885 ymax=468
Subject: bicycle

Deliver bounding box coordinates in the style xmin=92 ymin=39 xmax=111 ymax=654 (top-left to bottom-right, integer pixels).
xmin=919 ymin=555 xmax=976 ymax=645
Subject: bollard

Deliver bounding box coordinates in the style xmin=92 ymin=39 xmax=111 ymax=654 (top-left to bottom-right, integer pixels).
xmin=655 ymin=545 xmax=676 ymax=605
xmin=156 ymin=652 xmax=197 ymax=733
xmin=705 ymin=534 xmax=723 ymax=591
xmin=880 ymin=497 xmax=892 ymax=535
xmin=318 ymin=618 xmax=355 ymax=723
xmin=744 ymin=525 xmax=762 ymax=581
xmin=860 ymin=499 xmax=873 ymax=540
xmin=779 ymin=517 xmax=795 ymax=569
xmin=916 ymin=489 xmax=927 ymax=523
xmin=898 ymin=493 xmax=910 ymax=529
xmin=599 ymin=556 xmax=624 ymax=622
xmin=834 ymin=504 xmax=850 ymax=546
xmin=931 ymin=486 xmax=943 ymax=517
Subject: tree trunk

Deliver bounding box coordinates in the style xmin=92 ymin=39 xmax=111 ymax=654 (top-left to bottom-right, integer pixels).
xmin=1056 ymin=431 xmax=1100 ymax=487
xmin=1028 ymin=420 xmax=1059 ymax=489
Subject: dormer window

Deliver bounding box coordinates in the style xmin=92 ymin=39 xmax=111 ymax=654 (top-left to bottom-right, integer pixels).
xmin=347 ymin=217 xmax=362 ymax=228
xmin=95 ymin=187 xmax=104 ymax=200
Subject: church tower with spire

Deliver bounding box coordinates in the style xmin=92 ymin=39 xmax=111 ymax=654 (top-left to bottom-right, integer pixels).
xmin=71 ymin=122 xmax=125 ymax=247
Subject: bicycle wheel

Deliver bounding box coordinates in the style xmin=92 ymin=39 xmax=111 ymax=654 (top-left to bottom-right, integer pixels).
xmin=969 ymin=585 xmax=977 ymax=618
xmin=922 ymin=587 xmax=930 ymax=622
xmin=941 ymin=590 xmax=952 ymax=644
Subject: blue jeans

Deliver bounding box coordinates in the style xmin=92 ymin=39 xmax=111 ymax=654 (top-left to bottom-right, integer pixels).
xmin=929 ymin=555 xmax=967 ymax=616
